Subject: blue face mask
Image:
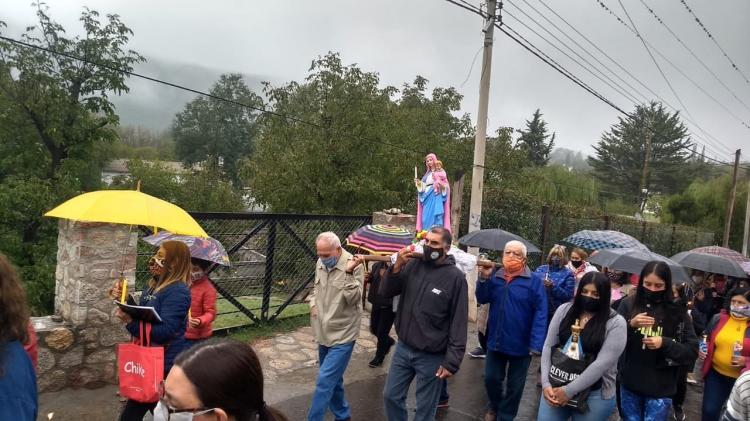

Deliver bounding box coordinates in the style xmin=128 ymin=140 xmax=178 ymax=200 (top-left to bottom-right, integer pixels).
xmin=321 ymin=256 xmax=338 ymax=269
xmin=550 ymin=256 xmax=561 ymax=267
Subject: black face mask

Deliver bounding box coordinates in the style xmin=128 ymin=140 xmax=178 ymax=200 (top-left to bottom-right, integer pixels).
xmin=643 ymin=288 xmax=664 ymax=304
xmin=580 ymin=296 xmax=601 ymax=312
xmin=571 ymin=260 xmax=583 ymax=269
xmin=422 ymin=245 xmax=444 ymax=263
xmin=674 ymin=297 xmax=687 ymax=307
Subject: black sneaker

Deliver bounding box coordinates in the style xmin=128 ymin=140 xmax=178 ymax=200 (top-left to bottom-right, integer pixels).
xmin=368 ymin=355 xmax=385 ymax=368
xmin=436 ymin=399 xmax=450 ymax=409
xmin=468 ymin=346 xmax=486 ymax=359
xmin=673 ymin=405 xmax=686 ymax=421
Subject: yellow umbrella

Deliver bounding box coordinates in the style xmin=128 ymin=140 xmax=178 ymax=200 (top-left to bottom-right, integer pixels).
xmin=44 ymin=189 xmax=208 ymax=238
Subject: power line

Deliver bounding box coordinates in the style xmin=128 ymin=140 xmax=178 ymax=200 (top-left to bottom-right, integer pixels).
xmin=503 ymin=3 xmax=642 ymax=106
xmin=594 ymin=0 xmax=736 ymax=156
xmin=445 ymin=0 xmax=749 ymax=171
xmin=0 ymin=34 xmax=426 ymax=158
xmin=638 ymin=0 xmax=750 ymax=127
xmin=530 ymin=0 xmax=734 ymax=160
xmin=677 ymin=0 xmax=750 ymax=86
xmin=616 ymin=0 xmax=696 ymax=125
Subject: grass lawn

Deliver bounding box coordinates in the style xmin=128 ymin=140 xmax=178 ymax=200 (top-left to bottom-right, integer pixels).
xmin=213 ymin=295 xmax=310 ymax=342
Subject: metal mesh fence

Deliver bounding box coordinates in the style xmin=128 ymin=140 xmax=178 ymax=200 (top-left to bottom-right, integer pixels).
xmin=136 ymin=213 xmax=371 ymax=328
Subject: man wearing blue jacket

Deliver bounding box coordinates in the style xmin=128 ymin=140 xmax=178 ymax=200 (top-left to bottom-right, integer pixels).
xmin=476 ymin=240 xmax=547 ymax=421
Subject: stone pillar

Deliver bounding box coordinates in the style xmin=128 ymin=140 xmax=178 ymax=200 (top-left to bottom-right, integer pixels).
xmin=372 ymin=211 xmax=417 ymax=234
xmin=35 ymin=221 xmax=136 ymax=392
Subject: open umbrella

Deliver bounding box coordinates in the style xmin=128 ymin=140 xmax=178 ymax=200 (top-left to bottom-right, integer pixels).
xmin=45 ymin=189 xmax=207 ymax=237
xmin=690 ymin=246 xmax=750 ymax=265
xmin=562 ymin=230 xmax=647 ymax=251
xmin=670 ymin=251 xmax=748 ymax=278
xmin=345 ymin=225 xmax=414 ymax=256
xmin=457 ymin=228 xmax=541 ymax=253
xmin=588 ymin=247 xmax=690 ymax=283
xmin=142 ymin=231 xmax=230 ymax=266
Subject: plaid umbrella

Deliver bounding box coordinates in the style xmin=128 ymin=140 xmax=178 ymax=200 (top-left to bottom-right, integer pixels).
xmin=142 ymin=231 xmax=231 ymax=266
xmin=562 ymin=230 xmax=647 ymax=251
xmin=589 ymin=247 xmax=690 ymax=283
xmin=345 ymin=225 xmax=413 ymax=256
xmin=670 ymin=251 xmax=747 ymax=278
xmin=690 ymin=246 xmax=750 ymax=265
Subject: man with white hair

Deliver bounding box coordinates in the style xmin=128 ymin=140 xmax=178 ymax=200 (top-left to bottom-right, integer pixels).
xmin=476 ymin=240 xmax=548 ymax=421
xmin=307 ymin=231 xmax=365 ymax=421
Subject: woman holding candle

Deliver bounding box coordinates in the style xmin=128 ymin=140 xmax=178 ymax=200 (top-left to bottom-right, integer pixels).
xmin=616 ymin=261 xmax=698 ymax=421
xmin=698 ymin=287 xmax=750 ymax=421
xmin=538 ymin=272 xmax=627 ymax=421
xmin=111 ymin=241 xmax=192 ymax=421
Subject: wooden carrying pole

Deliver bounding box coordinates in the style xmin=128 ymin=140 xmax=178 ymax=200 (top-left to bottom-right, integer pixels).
xmin=361 ymin=254 xmax=500 ymax=268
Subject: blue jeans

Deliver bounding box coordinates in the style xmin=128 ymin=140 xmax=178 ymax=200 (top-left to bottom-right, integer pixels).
xmin=485 ymin=351 xmax=532 ymax=421
xmin=383 ymin=342 xmax=444 ymax=421
xmin=307 ymin=342 xmax=355 ymax=421
xmin=620 ymin=385 xmax=672 ymax=421
xmin=537 ymin=389 xmax=616 ymax=421
xmin=439 ymin=379 xmax=449 ymax=402
xmin=701 ymin=368 xmax=737 ymax=421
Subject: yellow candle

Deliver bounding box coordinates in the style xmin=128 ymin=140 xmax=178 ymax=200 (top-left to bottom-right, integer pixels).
xmin=120 ymin=278 xmax=127 ymax=304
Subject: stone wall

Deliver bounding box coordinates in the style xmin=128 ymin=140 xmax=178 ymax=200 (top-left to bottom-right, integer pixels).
xmin=35 ymin=221 xmax=136 ymax=392
xmin=372 ymin=211 xmax=416 ymax=234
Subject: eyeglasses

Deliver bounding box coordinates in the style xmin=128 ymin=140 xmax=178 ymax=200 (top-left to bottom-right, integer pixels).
xmin=157 ymin=380 xmax=215 ymax=421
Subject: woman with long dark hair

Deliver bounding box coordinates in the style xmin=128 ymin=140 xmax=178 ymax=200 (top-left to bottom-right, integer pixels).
xmin=155 ymin=339 xmax=288 ymax=421
xmin=112 ymin=241 xmax=192 ymax=421
xmin=698 ymin=287 xmax=750 ymax=421
xmin=0 ymin=253 xmax=37 ymax=420
xmin=538 ymin=272 xmax=627 ymax=420
xmin=617 ymin=261 xmax=698 ymax=421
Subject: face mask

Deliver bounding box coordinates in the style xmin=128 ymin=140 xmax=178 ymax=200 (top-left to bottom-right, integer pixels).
xmin=580 ymin=295 xmax=601 ymax=312
xmin=503 ymin=256 xmax=525 ymax=273
xmin=321 ymin=256 xmax=338 ymax=269
xmin=190 ymin=271 xmax=204 ymax=281
xmin=571 ymin=260 xmax=583 ymax=269
xmin=153 ymin=401 xmax=214 ymax=421
xmin=606 ymin=272 xmax=621 ymax=283
xmin=422 ymin=245 xmax=444 ymax=263
xmin=731 ymin=305 xmax=750 ymax=319
xmin=674 ymin=297 xmax=687 ymax=307
xmin=550 ymin=256 xmax=561 ymax=267
xmin=643 ymin=288 xmax=664 ymax=304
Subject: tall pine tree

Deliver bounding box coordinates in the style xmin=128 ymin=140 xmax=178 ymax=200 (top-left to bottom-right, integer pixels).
xmin=588 ymin=102 xmax=691 ymax=200
xmin=516 ymin=109 xmax=555 ymax=166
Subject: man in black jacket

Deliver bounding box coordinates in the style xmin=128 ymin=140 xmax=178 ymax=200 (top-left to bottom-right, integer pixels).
xmin=380 ymin=227 xmax=468 ymax=421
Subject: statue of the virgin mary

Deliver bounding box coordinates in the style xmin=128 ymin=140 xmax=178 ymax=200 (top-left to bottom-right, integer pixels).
xmin=415 ymin=153 xmax=451 ymax=232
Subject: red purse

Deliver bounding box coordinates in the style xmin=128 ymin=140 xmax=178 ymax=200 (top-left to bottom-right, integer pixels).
xmin=117 ymin=321 xmax=164 ymax=402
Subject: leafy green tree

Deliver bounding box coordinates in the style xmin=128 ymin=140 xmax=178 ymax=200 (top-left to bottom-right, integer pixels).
xmin=588 ymin=102 xmax=692 ymax=200
xmin=0 ymin=4 xmax=143 ymax=314
xmin=662 ymin=172 xmax=748 ymax=250
xmin=515 ymin=109 xmax=555 ymax=166
xmin=173 ymin=73 xmax=263 ymax=187
xmin=110 ymin=160 xmax=246 ymax=212
xmin=243 ymin=53 xmax=474 ymax=214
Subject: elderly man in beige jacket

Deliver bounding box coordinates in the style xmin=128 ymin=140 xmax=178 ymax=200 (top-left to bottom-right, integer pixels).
xmin=307 ymin=231 xmax=365 ymax=421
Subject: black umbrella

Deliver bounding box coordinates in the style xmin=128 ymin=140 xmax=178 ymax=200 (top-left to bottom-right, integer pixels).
xmin=670 ymin=251 xmax=748 ymax=278
xmin=589 ymin=247 xmax=690 ymax=283
xmin=457 ymin=228 xmax=541 ymax=253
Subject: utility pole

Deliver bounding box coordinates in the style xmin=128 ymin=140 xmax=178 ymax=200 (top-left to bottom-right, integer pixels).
xmin=742 ymin=177 xmax=750 ymax=257
xmin=637 ymin=117 xmax=652 ymax=216
xmin=467 ymin=0 xmax=497 ymax=243
xmin=723 ymin=149 xmax=741 ymax=247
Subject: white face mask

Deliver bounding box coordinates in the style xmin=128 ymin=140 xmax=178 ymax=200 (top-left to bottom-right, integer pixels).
xmin=190 ymin=270 xmax=204 ymax=282
xmin=153 ymin=400 xmax=215 ymax=421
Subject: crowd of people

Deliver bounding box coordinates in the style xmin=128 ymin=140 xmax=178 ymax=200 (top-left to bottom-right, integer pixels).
xmin=2 ymin=228 xmax=750 ymax=421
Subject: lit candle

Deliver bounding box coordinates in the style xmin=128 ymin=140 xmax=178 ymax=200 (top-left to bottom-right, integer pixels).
xmin=120 ymin=277 xmax=127 ymax=304
xmin=414 ymin=166 xmax=418 ymax=179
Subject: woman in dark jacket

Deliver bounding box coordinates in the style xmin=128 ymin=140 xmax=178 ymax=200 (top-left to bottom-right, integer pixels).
xmin=367 ymin=260 xmax=395 ymax=367
xmin=617 ymin=261 xmax=698 ymax=421
xmin=113 ymin=240 xmax=192 ymax=421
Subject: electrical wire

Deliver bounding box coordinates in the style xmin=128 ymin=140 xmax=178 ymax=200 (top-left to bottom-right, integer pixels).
xmin=638 ymin=0 xmax=750 ymax=117
xmin=677 ymin=0 xmax=750 ymax=86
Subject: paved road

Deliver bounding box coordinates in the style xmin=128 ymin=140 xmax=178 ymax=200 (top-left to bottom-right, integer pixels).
xmin=274 ymin=355 xmax=705 ymax=420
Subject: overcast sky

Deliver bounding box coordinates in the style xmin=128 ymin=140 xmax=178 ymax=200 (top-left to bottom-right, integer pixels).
xmin=4 ymin=0 xmax=749 ymax=159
